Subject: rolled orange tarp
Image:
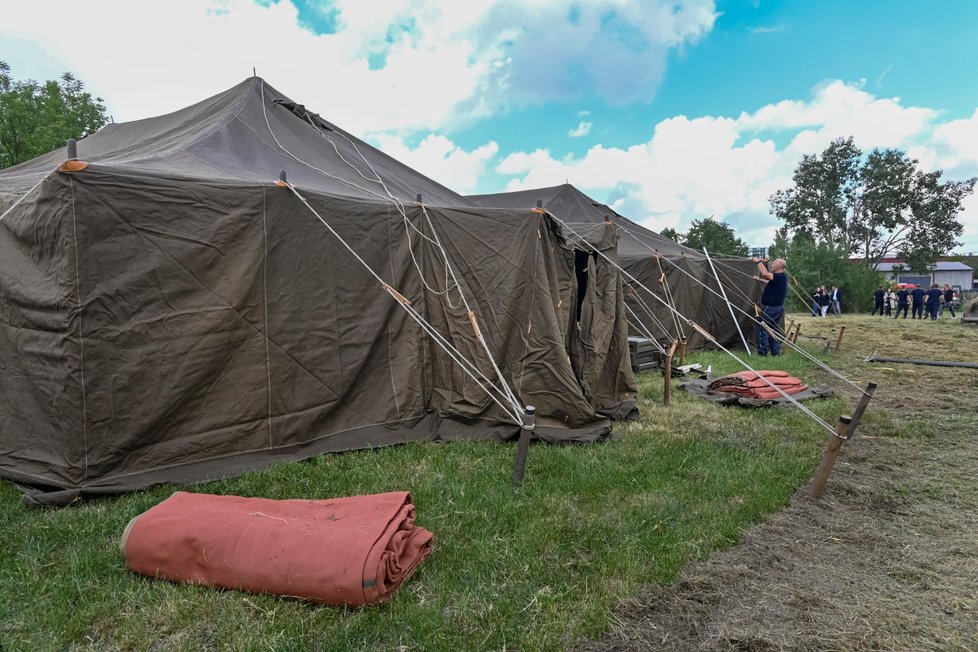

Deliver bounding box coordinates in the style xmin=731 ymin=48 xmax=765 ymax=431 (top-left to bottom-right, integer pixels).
xmin=735 ymin=370 xmax=790 ymax=380
xmin=122 ymin=491 xmax=433 ymax=607
xmin=745 ymin=376 xmax=803 ymax=388
xmin=753 ymin=385 xmax=808 ymax=400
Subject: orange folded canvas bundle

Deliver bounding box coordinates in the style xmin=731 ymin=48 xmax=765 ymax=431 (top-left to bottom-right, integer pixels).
xmin=122 ymin=491 xmax=433 ymax=607
xmin=734 ymin=370 xmax=790 ymax=380
xmin=753 ymin=385 xmax=808 ymax=400
xmin=745 ymin=376 xmax=803 ymax=389
xmin=709 ymin=369 xmax=809 ymax=400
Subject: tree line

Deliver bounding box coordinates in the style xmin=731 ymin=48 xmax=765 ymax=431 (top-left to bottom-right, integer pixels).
xmin=0 ymin=61 xmax=108 ymax=169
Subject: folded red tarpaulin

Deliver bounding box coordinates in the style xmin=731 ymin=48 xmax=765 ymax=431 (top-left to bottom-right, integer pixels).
xmin=710 ymin=369 xmax=809 ymax=399
xmin=122 ymin=491 xmax=433 ymax=607
xmin=735 ymin=370 xmax=790 ymax=380
xmin=753 ymin=385 xmax=808 ymax=400
xmin=745 ymin=376 xmax=803 ymax=388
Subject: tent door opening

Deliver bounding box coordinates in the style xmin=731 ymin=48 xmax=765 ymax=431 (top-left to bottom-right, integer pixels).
xmin=574 ymin=249 xmax=596 ymax=323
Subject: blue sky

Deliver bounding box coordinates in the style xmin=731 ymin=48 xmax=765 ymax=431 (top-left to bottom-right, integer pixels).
xmin=3 ymin=0 xmax=978 ymax=252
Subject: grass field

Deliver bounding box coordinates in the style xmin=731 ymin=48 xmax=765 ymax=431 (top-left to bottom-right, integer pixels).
xmin=588 ymin=312 xmax=978 ymax=651
xmin=0 ymin=316 xmax=908 ymax=651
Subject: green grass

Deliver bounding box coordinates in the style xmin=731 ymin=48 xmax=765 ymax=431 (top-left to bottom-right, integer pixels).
xmin=0 ymin=345 xmax=848 ymax=651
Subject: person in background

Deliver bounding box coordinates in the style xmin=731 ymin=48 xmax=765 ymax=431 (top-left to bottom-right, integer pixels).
xmin=894 ymin=286 xmax=910 ymax=319
xmin=940 ymin=284 xmax=957 ymax=318
xmin=752 ymin=256 xmax=787 ymax=357
xmin=911 ymin=285 xmax=926 ymax=319
xmin=818 ymin=286 xmax=831 ymax=317
xmin=871 ymin=286 xmax=886 ymax=316
xmin=830 ymin=284 xmax=842 ymax=316
xmin=884 ymin=287 xmax=895 ymax=316
xmin=925 ymin=284 xmax=943 ymax=320
xmin=811 ymin=287 xmax=821 ymax=317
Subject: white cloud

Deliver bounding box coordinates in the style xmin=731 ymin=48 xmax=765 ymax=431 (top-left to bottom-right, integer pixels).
xmin=1 ymin=0 xmax=718 ymax=133
xmin=568 ymin=121 xmax=592 ymax=138
xmin=370 ymin=134 xmax=499 ymax=193
xmin=494 ymin=81 xmax=978 ymax=251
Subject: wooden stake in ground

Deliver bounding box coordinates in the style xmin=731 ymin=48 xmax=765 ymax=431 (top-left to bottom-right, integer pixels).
xmin=834 ymin=325 xmax=846 ymax=353
xmin=846 ymin=381 xmax=877 ymax=438
xmin=678 ymin=338 xmax=688 ymax=366
xmin=511 ymin=405 xmax=537 ymax=489
xmin=663 ymin=340 xmax=678 ymax=407
xmin=792 ymin=323 xmax=801 ymax=344
xmin=810 ymin=415 xmax=852 ymax=500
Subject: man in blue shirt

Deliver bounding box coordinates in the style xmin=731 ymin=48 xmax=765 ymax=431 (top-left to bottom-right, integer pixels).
xmin=894 ymin=287 xmax=910 ymax=319
xmin=925 ymin=284 xmax=943 ymax=320
xmin=911 ymin=286 xmax=927 ymax=319
xmin=753 ymin=257 xmax=787 ymax=356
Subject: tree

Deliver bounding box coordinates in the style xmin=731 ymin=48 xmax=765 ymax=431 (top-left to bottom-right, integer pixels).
xmin=0 ymin=61 xmax=108 ymax=169
xmin=660 ymin=227 xmax=681 ymax=242
xmin=769 ymin=230 xmax=884 ymax=312
xmin=680 ymin=216 xmax=749 ymax=256
xmin=769 ymin=136 xmax=976 ymax=272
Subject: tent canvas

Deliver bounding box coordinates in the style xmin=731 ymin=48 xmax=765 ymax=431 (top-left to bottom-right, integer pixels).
xmin=469 ymin=184 xmax=763 ymax=351
xmin=0 ymin=79 xmax=636 ymax=504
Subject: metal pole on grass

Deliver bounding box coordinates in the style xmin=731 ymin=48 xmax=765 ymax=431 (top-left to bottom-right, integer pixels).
xmin=703 ymin=247 xmax=751 ymax=355
xmin=511 ymin=405 xmax=537 ymax=489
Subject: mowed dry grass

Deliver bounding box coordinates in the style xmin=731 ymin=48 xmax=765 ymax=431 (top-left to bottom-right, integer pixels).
xmin=584 ymin=312 xmax=978 ymax=652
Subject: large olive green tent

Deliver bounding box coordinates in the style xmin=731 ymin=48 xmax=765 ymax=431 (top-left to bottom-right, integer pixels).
xmin=0 ymin=78 xmax=635 ymax=504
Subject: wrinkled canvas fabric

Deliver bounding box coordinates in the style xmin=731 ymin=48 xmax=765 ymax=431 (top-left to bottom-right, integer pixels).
xmin=0 ymin=79 xmax=637 ymax=503
xmin=122 ymin=491 xmax=432 ymax=606
xmin=469 ymin=184 xmax=762 ymax=351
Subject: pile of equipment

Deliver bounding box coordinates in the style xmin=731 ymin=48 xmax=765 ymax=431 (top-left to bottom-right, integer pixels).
xmin=628 ymin=336 xmax=661 ymax=373
xmin=707 ymin=370 xmax=808 ymax=401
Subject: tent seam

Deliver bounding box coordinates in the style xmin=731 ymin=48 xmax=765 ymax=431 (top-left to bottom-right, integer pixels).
xmin=262 ymin=186 xmax=273 ymax=449
xmin=68 ymin=176 xmax=90 ymax=482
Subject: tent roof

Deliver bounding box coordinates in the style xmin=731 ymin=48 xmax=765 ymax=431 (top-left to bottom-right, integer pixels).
xmin=468 ymin=183 xmax=704 ymax=260
xmin=0 ymin=77 xmax=469 ymax=207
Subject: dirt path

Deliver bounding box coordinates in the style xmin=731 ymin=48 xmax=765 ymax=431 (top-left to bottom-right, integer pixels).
xmin=583 ymin=316 xmax=978 ymax=651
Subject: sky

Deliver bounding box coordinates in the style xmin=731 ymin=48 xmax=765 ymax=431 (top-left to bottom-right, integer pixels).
xmin=3 ymin=0 xmax=978 ymax=252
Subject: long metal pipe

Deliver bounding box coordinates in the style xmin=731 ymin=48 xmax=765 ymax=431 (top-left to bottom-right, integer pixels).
xmin=703 ymin=247 xmax=751 ymax=355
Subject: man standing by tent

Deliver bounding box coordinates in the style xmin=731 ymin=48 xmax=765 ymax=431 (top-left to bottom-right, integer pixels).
xmin=752 ymin=257 xmax=787 ymax=356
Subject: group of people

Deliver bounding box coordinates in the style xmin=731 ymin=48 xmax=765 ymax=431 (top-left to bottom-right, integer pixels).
xmin=872 ymin=284 xmax=957 ymax=320
xmin=810 ymin=285 xmax=842 ymax=317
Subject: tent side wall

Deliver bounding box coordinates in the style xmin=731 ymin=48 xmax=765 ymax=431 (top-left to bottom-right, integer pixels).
xmin=420 ymin=207 xmax=614 ymax=441
xmin=0 ymin=173 xmax=85 ymax=490
xmin=0 ymin=170 xmax=612 ymax=503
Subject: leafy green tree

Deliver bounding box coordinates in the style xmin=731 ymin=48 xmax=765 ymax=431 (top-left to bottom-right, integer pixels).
xmin=773 ymin=231 xmax=884 ymax=312
xmin=660 ymin=227 xmax=681 ymax=243
xmin=680 ymin=216 xmax=749 ymax=256
xmin=0 ymin=61 xmax=108 ymax=169
xmin=769 ymin=136 xmax=975 ymax=272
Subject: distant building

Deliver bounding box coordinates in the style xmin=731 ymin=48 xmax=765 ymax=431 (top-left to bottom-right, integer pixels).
xmin=750 ymin=246 xmax=769 ymax=259
xmin=872 ymin=258 xmax=975 ymax=290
